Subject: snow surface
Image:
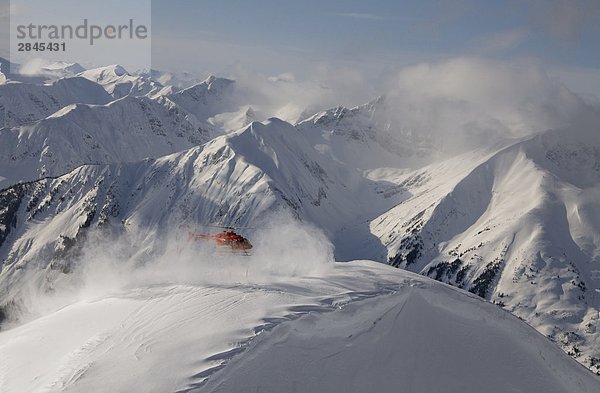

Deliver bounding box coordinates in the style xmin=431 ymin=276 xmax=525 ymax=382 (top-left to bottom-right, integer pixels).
xmin=142 ymin=69 xmax=204 ymax=91
xmin=167 ymin=76 xmax=237 ymax=125
xmin=1 ymin=260 xmax=597 ymax=393
xmin=40 ymin=62 xmax=87 ymax=79
xmin=0 ymin=77 xmax=111 ymax=128
xmin=368 ymin=127 xmax=600 ymax=371
xmin=0 ymin=95 xmax=215 ymax=188
xmin=296 ymin=97 xmax=437 ymax=171
xmin=78 ymin=65 xmax=166 ymax=99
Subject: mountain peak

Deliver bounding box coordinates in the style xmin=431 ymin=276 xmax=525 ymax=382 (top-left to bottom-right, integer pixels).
xmin=78 ymin=64 xmax=130 ymax=81
xmin=42 ymin=61 xmax=86 ymax=75
xmin=106 ymin=64 xmax=129 ymax=76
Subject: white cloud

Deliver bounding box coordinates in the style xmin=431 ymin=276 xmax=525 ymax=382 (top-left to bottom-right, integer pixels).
xmin=230 ymin=56 xmax=594 ymax=154
xmin=17 ymin=58 xmax=51 ymax=75
xmin=548 ymin=65 xmax=600 ymax=98
xmin=376 ymin=57 xmax=588 ymax=152
xmin=229 ymin=64 xmax=374 ymax=124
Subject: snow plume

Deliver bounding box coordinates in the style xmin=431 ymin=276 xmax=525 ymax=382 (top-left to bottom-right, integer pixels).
xmin=1 ymin=215 xmax=333 ymax=327
xmin=376 ymin=57 xmax=587 ymax=154
xmin=17 ymin=58 xmax=50 ymax=76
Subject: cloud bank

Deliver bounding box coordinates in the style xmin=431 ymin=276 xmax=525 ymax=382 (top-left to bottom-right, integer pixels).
xmin=227 ymin=57 xmax=591 ymax=155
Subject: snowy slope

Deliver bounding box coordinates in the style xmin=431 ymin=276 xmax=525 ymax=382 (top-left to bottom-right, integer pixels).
xmin=167 ymin=76 xmax=238 ymax=125
xmin=369 ymin=127 xmax=600 ymax=372
xmin=0 ymin=95 xmax=215 ymax=188
xmin=0 ymin=261 xmax=597 ymax=393
xmin=0 ymin=77 xmax=112 ymax=128
xmin=79 ymin=65 xmax=167 ymax=99
xmin=296 ymin=97 xmax=437 ymax=170
xmin=142 ymin=68 xmax=204 ymax=90
xmin=40 ymin=62 xmax=87 ymax=79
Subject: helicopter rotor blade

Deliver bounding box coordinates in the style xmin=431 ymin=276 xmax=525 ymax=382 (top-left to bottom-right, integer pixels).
xmin=202 ymin=224 xmax=256 ymax=230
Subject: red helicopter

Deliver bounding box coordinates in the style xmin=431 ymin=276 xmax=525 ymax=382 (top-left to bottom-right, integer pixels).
xmin=187 ymin=225 xmax=253 ymax=255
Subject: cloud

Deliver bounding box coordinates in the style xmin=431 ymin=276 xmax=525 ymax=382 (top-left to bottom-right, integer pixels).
xmin=228 ymin=56 xmax=592 ymax=156
xmin=376 ymin=57 xmax=587 ymax=153
xmin=547 ymin=65 xmax=600 ymax=98
xmin=337 ymin=12 xmax=387 ymax=21
xmin=16 ymin=58 xmax=51 ymax=75
xmin=229 ymin=63 xmax=374 ymax=124
xmin=223 ymin=55 xmax=593 ymax=164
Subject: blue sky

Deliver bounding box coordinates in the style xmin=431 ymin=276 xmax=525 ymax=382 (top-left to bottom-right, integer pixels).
xmin=150 ymin=0 xmax=600 ymax=93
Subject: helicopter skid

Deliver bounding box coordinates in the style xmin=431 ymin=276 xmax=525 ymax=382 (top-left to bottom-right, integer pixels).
xmin=215 ymin=248 xmax=252 ymax=257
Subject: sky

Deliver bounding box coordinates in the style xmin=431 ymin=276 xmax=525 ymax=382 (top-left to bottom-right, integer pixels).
xmin=149 ymin=0 xmax=600 ymax=95
xmin=0 ymin=0 xmax=599 ymax=96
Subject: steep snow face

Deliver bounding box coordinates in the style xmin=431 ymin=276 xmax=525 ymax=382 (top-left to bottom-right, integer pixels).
xmin=0 ymin=146 xmax=278 ymax=299
xmin=296 ymin=98 xmax=437 ymax=170
xmin=0 ymin=77 xmax=112 ymax=127
xmin=78 ymin=65 xmax=166 ymax=99
xmin=168 ymin=76 xmax=237 ymax=124
xmin=371 ymin=128 xmax=600 ymax=372
xmin=0 ymin=261 xmax=597 ymax=393
xmin=221 ymin=119 xmax=402 ymax=234
xmin=0 ymin=95 xmax=215 ymax=188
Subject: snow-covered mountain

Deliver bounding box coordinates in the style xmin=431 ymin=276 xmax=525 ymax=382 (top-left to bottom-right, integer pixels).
xmin=0 ymin=118 xmax=397 ymax=289
xmin=0 ymin=58 xmax=13 ymax=84
xmin=0 ymin=95 xmax=216 ymax=188
xmin=167 ymin=75 xmax=237 ymax=124
xmin=142 ymin=68 xmax=204 ymax=90
xmin=368 ymin=126 xmax=600 ymax=372
xmin=0 ymin=57 xmax=17 ymax=75
xmin=40 ymin=62 xmax=86 ymax=79
xmin=79 ymin=65 xmax=168 ymax=99
xmin=0 ymin=77 xmax=112 ymax=128
xmin=296 ymin=97 xmax=437 ymax=170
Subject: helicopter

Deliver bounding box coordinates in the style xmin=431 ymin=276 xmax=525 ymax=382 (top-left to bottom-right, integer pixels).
xmin=187 ymin=225 xmax=253 ymax=255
